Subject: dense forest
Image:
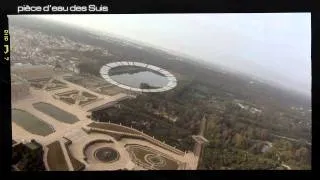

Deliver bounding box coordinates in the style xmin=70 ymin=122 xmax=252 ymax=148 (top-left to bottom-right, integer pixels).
xmin=92 ymin=78 xmax=311 ymax=169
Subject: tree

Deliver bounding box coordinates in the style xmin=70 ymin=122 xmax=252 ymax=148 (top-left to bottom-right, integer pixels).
xmin=280 ymin=150 xmax=293 ymax=162
xmin=260 ymin=129 xmax=269 ymax=141
xmin=222 ymin=129 xmax=230 ymax=140
xmin=232 ymin=133 xmax=245 ymax=148
xmin=246 ymin=126 xmax=254 ymax=138
xmin=294 ymin=147 xmax=310 ymax=163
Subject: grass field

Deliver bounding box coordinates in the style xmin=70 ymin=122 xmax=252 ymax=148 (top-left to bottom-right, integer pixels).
xmin=82 ymin=91 xmax=97 ymax=98
xmin=88 ymin=122 xmax=184 ymax=155
xmin=64 ymin=143 xmax=85 ymax=171
xmin=99 ymin=86 xmax=126 ymax=96
xmin=88 ymin=122 xmax=142 ymax=135
xmin=126 ymin=144 xmax=180 ymax=170
xmin=12 ymin=109 xmax=54 ymax=136
xmin=78 ymin=98 xmax=98 ymax=106
xmin=55 ymin=90 xmax=79 ymax=96
xmin=33 ymin=102 xmax=79 ymax=124
xmin=47 ymin=141 xmax=69 ymax=171
xmin=89 ymin=128 xmax=143 ymax=141
xmin=59 ymin=97 xmax=76 ymax=105
xmin=29 ymin=78 xmax=51 ymax=89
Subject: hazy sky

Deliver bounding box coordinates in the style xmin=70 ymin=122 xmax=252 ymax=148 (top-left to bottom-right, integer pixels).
xmin=33 ymin=14 xmax=311 ymax=95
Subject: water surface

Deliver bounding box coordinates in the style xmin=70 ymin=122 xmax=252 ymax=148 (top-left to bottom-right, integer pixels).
xmin=110 ymin=71 xmax=169 ymax=89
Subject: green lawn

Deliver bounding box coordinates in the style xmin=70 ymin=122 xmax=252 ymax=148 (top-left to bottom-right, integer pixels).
xmin=82 ymin=91 xmax=97 ymax=98
xmin=12 ymin=109 xmax=54 ymax=136
xmin=59 ymin=97 xmax=76 ymax=105
xmin=64 ymin=143 xmax=85 ymax=171
xmin=47 ymin=141 xmax=69 ymax=171
xmin=78 ymin=98 xmax=98 ymax=106
xmin=33 ymin=102 xmax=79 ymax=124
xmin=88 ymin=122 xmax=141 ymax=135
xmin=126 ymin=144 xmax=180 ymax=170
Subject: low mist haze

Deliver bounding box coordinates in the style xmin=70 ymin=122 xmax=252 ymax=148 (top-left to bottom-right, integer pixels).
xmin=30 ymin=13 xmax=311 ymax=96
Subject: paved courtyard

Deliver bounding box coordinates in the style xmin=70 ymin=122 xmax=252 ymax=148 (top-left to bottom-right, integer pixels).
xmin=12 ymin=74 xmax=130 ymax=146
xmin=12 ymin=73 xmax=198 ymax=170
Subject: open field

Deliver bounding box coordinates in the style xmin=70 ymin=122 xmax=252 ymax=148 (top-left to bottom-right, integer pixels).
xmin=78 ymin=98 xmax=99 ymax=106
xmin=64 ymin=75 xmax=110 ymax=89
xmin=64 ymin=140 xmax=86 ymax=171
xmin=82 ymin=91 xmax=97 ymax=98
xmin=87 ymin=124 xmax=185 ymax=156
xmin=63 ymin=75 xmax=122 ymax=96
xmin=78 ymin=91 xmax=98 ymax=106
xmin=12 ymin=109 xmax=54 ymax=136
xmin=126 ymin=144 xmax=181 ymax=170
xmin=92 ymin=105 xmax=194 ymax=151
xmin=44 ymin=79 xmax=68 ymax=91
xmin=28 ymin=78 xmax=52 ymax=89
xmin=98 ymin=85 xmax=129 ymax=96
xmin=55 ymin=89 xmax=80 ymax=96
xmin=59 ymin=97 xmax=76 ymax=105
xmin=33 ymin=102 xmax=79 ymax=124
xmin=46 ymin=141 xmax=69 ymax=171
xmin=88 ymin=122 xmax=142 ymax=135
